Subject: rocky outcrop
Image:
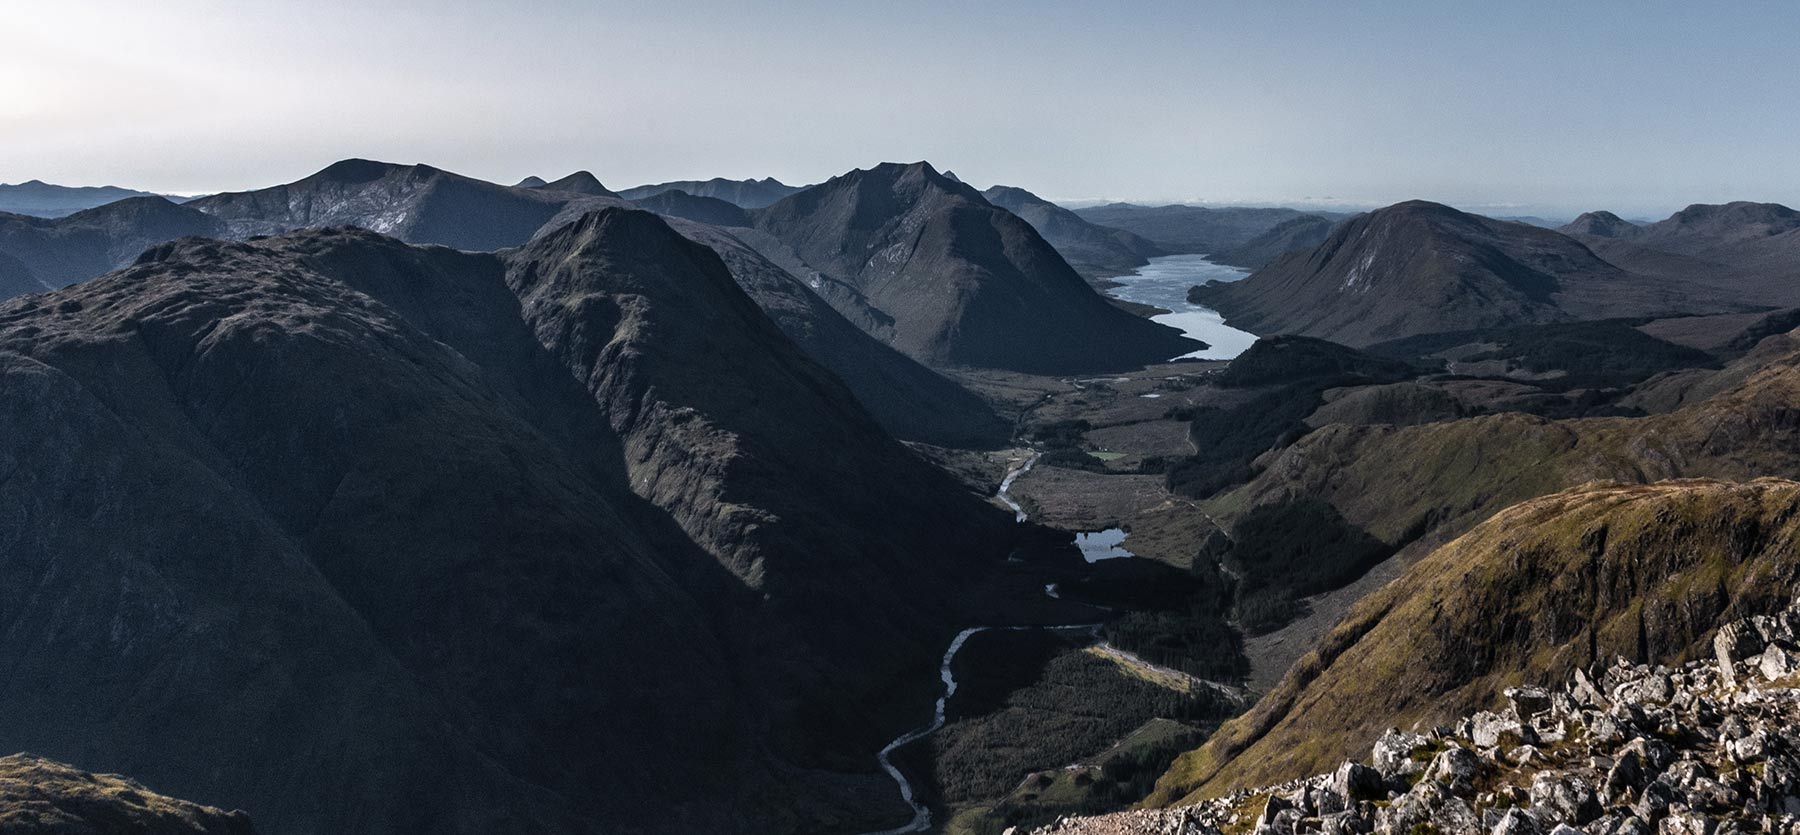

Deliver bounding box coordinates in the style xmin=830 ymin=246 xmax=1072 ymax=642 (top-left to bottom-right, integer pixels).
xmin=1035 ymin=594 xmax=1800 ymax=834
xmin=0 ymin=755 xmax=256 ymax=834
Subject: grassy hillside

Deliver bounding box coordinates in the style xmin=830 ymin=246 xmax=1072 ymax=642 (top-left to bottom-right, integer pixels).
xmin=1202 ymin=328 xmax=1800 ymax=576
xmin=1151 ymin=478 xmax=1800 ymax=804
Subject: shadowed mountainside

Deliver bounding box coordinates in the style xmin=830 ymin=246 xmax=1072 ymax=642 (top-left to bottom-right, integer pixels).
xmin=632 ymin=189 xmax=753 ymax=228
xmin=0 ymin=197 xmax=224 ymax=295
xmin=1207 ymin=214 xmax=1336 ymax=270
xmin=0 ymin=209 xmax=1013 ymax=834
xmin=0 ymin=180 xmax=171 ymax=219
xmin=980 ymin=185 xmax=1165 ymax=276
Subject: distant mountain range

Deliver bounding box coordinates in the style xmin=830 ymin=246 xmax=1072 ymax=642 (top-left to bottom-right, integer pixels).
xmin=980 ymin=185 xmax=1165 ymax=277
xmin=1560 ymin=201 xmax=1800 ymax=305
xmin=619 ymin=177 xmax=805 ymax=208
xmin=1072 ymin=202 xmax=1335 ymax=255
xmin=0 ymin=196 xmax=224 ymax=293
xmin=0 ymin=179 xmax=190 ymax=218
xmin=0 ymin=159 xmax=1021 ymax=445
xmin=1206 ymin=214 xmax=1337 ymax=269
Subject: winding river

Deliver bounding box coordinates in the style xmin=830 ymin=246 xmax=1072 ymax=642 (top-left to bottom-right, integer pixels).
xmin=1103 ymin=254 xmax=1258 ymax=360
xmin=861 ymin=271 xmax=1259 ymax=829
xmin=861 ymin=454 xmax=1073 ymax=834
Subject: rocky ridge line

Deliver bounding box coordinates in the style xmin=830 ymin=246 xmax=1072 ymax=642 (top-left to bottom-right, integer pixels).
xmin=1032 ymin=593 xmax=1800 ymax=835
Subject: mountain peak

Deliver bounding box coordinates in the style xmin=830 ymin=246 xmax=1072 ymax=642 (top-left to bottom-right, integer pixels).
xmin=310 ymin=158 xmax=409 ymax=184
xmin=538 ymin=171 xmax=614 ymax=196
xmin=1560 ymin=210 xmax=1639 ymax=238
xmin=513 ymin=175 xmax=548 ymax=188
xmin=1667 ymin=200 xmax=1800 ymax=227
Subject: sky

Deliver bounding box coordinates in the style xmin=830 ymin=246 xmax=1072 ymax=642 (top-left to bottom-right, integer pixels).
xmin=3 ymin=0 xmax=1796 ymax=219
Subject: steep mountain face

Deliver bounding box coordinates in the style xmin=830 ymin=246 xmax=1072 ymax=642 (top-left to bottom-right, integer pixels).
xmin=980 ymin=185 xmax=1164 ymax=276
xmin=662 ymin=218 xmax=1008 ymax=447
xmin=1071 ymin=203 xmax=1322 ymax=254
xmin=633 ymin=189 xmax=753 ymax=228
xmin=753 ymin=162 xmax=1198 ymax=372
xmin=0 ymin=179 xmax=167 ymax=218
xmin=0 ymin=211 xmax=1013 ymax=834
xmin=1208 ymin=214 xmax=1335 ymax=269
xmin=619 ymin=177 xmax=804 ymax=208
xmin=0 ymin=197 xmax=225 ymax=297
xmin=1192 ymin=201 xmax=1699 ymax=346
xmin=189 ymin=159 xmax=574 ymax=250
xmin=0 ymin=754 xmax=257 ymax=834
xmin=1152 ymin=478 xmax=1800 ymax=803
xmin=528 ymin=171 xmax=617 ymax=197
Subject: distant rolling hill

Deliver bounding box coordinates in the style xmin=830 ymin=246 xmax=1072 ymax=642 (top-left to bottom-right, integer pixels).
xmin=0 ymin=196 xmax=224 ymax=293
xmin=619 ymin=177 xmax=805 ymax=208
xmin=1192 ymin=200 xmax=1714 ymax=346
xmin=633 ymin=189 xmax=753 ymax=228
xmin=1206 ymin=214 xmax=1337 ymax=269
xmin=0 ymin=179 xmax=179 ymax=218
xmin=1071 ymin=202 xmax=1327 ymax=255
xmin=1563 ymin=202 xmax=1800 ymax=305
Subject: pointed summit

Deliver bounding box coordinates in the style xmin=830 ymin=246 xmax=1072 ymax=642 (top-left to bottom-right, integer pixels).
xmin=753 ymin=161 xmax=1198 ymax=372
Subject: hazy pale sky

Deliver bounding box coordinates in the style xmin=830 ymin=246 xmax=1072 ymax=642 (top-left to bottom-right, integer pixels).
xmin=4 ymin=0 xmax=1796 ymax=218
